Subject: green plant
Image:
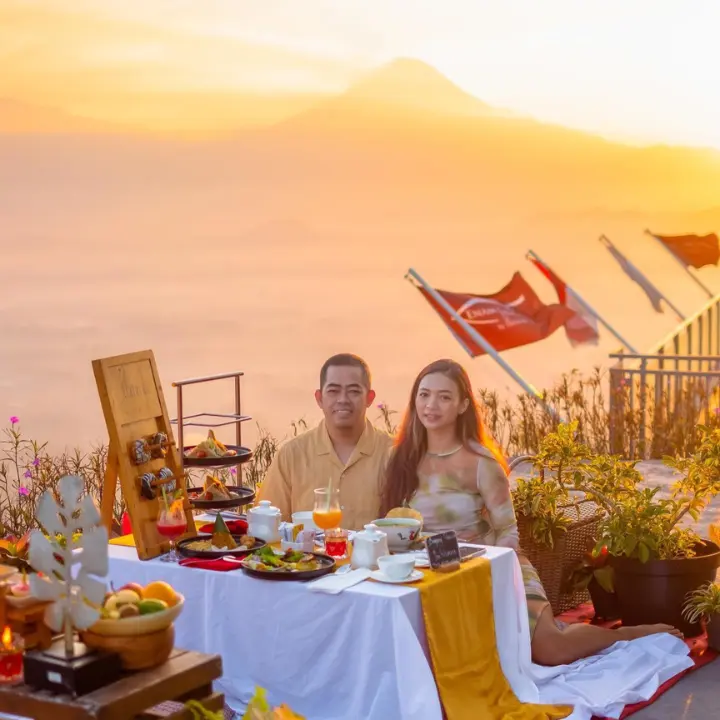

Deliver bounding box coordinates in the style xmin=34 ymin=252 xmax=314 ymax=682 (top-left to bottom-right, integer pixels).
xmin=0 ymin=417 xmax=123 ymax=537
xmin=513 ymin=421 xmax=644 ymax=549
xmin=564 ymin=546 xmax=614 ymax=594
xmin=588 ymin=424 xmax=720 ymax=561
xmin=512 ymin=421 xmax=594 ymax=547
xmin=682 ymin=582 xmax=720 ymax=625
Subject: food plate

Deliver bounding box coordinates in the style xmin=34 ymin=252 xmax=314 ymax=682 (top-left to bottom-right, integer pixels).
xmin=176 ymin=534 xmax=265 ymax=560
xmin=88 ymin=594 xmax=184 ymax=637
xmin=241 ymin=547 xmax=335 ymax=581
xmin=182 ymin=445 xmax=253 ymax=468
xmin=187 ymin=485 xmax=255 ymax=509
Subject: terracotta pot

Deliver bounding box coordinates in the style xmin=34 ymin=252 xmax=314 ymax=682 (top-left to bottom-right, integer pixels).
xmin=705 ymin=614 xmax=720 ymax=652
xmin=610 ymin=540 xmax=720 ymax=637
xmin=588 ymin=577 xmax=620 ymax=621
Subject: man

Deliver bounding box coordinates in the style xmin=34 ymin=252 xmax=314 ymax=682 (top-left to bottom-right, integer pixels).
xmin=256 ymin=354 xmax=393 ymax=529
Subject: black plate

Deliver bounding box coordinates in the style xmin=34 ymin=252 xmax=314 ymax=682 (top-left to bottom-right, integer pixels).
xmin=183 ymin=445 xmax=253 ymax=468
xmin=240 ymin=552 xmax=336 ymax=581
xmin=176 ymin=534 xmax=266 ymax=560
xmin=187 ymin=485 xmax=255 ymax=509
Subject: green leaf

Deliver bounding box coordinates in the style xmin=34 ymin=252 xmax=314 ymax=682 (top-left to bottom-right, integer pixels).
xmin=593 ymin=566 xmax=615 ymax=593
xmin=638 ymin=542 xmax=650 ymax=563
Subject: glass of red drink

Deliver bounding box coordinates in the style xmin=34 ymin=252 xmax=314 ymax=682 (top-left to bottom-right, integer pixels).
xmin=157 ymin=502 xmax=188 ymax=563
xmin=324 ymin=528 xmax=349 ymax=560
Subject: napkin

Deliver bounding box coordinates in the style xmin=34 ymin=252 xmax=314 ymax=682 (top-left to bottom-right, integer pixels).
xmin=178 ymin=557 xmax=242 ymax=572
xmin=307 ymin=568 xmax=372 ymax=594
xmin=197 ymin=519 xmax=249 ymax=535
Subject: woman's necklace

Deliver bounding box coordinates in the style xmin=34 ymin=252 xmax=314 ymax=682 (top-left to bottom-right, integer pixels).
xmin=426 ymin=444 xmax=463 ymax=458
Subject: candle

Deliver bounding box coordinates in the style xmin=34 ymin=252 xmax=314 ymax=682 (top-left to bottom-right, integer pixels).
xmin=0 ymin=626 xmax=24 ymax=683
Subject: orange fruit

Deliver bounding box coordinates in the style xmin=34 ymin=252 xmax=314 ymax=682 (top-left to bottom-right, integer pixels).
xmin=143 ymin=580 xmax=178 ymax=607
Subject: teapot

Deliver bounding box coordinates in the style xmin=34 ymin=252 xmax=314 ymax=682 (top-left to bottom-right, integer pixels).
xmin=351 ymin=524 xmax=389 ymax=570
xmin=247 ymin=501 xmax=281 ymax=543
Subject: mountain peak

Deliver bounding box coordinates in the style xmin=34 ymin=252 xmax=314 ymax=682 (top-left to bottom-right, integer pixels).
xmin=342 ymin=57 xmax=494 ymax=117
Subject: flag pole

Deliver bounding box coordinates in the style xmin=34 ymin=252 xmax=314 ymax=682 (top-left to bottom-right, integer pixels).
xmin=599 ymin=235 xmax=686 ymax=322
xmin=644 ymin=228 xmax=715 ymax=299
xmin=526 ymin=249 xmax=638 ymax=353
xmin=405 ymin=268 xmax=562 ymax=420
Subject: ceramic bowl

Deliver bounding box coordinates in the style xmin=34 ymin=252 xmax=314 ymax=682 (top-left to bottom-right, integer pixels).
xmin=371 ymin=518 xmax=422 ymax=552
xmin=378 ymin=554 xmax=416 ymax=581
xmin=88 ymin=594 xmax=184 ymax=637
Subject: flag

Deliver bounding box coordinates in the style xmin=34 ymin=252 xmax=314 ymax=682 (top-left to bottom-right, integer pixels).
xmin=650 ymin=231 xmax=720 ymax=269
xmin=601 ymin=237 xmax=667 ymax=313
xmin=418 ymin=272 xmax=573 ymax=356
xmin=528 ymin=256 xmax=600 ymax=346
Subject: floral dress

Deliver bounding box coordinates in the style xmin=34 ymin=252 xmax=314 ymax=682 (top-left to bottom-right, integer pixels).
xmin=409 ymin=442 xmax=549 ymax=637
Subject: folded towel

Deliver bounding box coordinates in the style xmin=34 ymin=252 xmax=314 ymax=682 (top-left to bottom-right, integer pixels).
xmin=198 ymin=519 xmax=249 ymax=535
xmin=307 ymin=568 xmax=372 ymax=594
xmin=178 ymin=557 xmax=243 ymax=572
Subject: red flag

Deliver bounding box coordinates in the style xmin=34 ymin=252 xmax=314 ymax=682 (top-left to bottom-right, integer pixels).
xmin=651 ymin=232 xmax=720 ymax=269
xmin=528 ymin=256 xmax=600 ymax=346
xmin=418 ymin=272 xmax=573 ymax=356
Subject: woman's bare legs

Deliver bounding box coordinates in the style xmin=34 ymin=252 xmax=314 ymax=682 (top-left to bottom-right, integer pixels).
xmin=530 ymin=600 xmax=683 ymax=667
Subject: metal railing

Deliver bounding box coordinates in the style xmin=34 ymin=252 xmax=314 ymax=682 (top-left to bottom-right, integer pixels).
xmin=609 ymin=294 xmax=720 ymax=459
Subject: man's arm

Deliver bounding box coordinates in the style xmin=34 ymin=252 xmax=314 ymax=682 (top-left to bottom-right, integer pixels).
xmin=255 ymin=447 xmax=292 ymax=521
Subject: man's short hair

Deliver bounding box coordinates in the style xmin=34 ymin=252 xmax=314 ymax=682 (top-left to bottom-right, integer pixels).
xmin=319 ymin=354 xmax=372 ymax=389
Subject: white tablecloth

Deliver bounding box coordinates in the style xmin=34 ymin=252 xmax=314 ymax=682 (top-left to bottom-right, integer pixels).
xmin=107 ymin=544 xmax=536 ymax=718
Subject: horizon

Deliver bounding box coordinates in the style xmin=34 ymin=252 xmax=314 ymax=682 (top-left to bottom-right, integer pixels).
xmin=2 ymin=0 xmax=720 ymax=149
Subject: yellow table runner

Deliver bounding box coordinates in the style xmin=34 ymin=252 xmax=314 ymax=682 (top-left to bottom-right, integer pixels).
xmin=417 ymin=557 xmax=571 ymax=720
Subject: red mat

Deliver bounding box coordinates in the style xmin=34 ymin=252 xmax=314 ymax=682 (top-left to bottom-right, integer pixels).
xmin=555 ymin=603 xmax=718 ymax=719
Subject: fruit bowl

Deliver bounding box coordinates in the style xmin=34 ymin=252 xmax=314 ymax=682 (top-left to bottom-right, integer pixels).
xmin=371 ymin=518 xmax=422 ymax=552
xmin=81 ymin=625 xmax=175 ymax=670
xmin=89 ymin=593 xmax=184 ymax=637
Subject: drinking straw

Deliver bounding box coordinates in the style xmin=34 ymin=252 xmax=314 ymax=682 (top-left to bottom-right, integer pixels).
xmin=326 ymin=477 xmax=333 ymax=510
xmin=161 ymin=484 xmax=170 ymax=512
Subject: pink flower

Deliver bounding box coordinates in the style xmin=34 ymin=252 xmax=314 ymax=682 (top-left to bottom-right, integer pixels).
xmin=230 ymin=467 xmax=237 ymax=476
xmin=32 ymin=457 xmax=40 ymax=467
xmin=9 ymin=416 xmax=19 ymax=425
xmin=23 ymin=470 xmax=32 ymax=479
xmin=18 ymin=487 xmax=29 ymax=497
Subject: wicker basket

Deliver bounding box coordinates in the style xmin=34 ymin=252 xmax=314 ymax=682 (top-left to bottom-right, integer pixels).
xmin=518 ymin=499 xmax=603 ymax=614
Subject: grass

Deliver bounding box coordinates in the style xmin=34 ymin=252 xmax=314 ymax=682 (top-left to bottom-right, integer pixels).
xmin=1 ymin=368 xmax=713 ymax=537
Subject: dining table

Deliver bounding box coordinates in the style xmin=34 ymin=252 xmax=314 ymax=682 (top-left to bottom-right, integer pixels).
xmin=106 ymin=534 xmax=539 ymax=719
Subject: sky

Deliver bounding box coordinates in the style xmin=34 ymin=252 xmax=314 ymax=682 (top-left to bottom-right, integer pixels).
xmin=2 ymin=0 xmax=720 ymax=147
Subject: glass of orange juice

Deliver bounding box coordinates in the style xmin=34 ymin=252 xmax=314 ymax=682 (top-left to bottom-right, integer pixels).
xmin=313 ymin=487 xmax=342 ymax=534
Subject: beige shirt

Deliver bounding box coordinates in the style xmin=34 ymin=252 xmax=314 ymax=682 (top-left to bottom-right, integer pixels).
xmin=256 ymin=419 xmax=393 ymax=530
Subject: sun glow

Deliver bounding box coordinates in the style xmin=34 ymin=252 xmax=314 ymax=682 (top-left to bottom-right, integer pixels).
xmin=1 ymin=0 xmax=719 ymax=147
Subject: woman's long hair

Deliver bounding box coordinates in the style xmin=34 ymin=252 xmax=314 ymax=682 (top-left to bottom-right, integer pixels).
xmin=380 ymin=359 xmax=507 ymax=515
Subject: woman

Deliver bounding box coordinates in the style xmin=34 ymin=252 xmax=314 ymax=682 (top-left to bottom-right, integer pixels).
xmin=381 ymin=359 xmax=681 ymax=666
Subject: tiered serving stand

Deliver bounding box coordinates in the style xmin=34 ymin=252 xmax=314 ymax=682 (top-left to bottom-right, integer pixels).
xmin=171 ymin=371 xmax=256 ymax=514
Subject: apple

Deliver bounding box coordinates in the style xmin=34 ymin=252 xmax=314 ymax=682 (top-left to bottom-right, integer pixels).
xmin=120 ymin=582 xmax=144 ymax=598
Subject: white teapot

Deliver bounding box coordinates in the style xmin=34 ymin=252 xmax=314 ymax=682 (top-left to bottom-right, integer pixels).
xmin=351 ymin=524 xmax=389 ymax=570
xmin=247 ymin=501 xmax=281 ymax=543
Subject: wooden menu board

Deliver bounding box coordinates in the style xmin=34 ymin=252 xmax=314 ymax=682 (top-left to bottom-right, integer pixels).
xmin=92 ymin=350 xmax=196 ymax=560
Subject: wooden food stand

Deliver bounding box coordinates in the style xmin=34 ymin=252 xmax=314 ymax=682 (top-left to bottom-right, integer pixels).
xmin=93 ymin=350 xmax=195 ymax=560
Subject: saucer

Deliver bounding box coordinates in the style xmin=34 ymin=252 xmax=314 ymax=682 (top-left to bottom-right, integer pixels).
xmin=370 ymin=569 xmax=424 ymax=584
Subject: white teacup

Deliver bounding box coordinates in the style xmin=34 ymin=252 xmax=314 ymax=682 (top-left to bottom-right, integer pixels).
xmin=292 ymin=511 xmax=318 ymax=531
xmin=377 ymin=554 xmax=415 ymax=581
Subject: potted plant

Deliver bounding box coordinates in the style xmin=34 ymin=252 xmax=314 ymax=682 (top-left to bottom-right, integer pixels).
xmin=564 ymin=545 xmax=620 ymax=620
xmin=579 ymin=424 xmax=720 ymax=636
xmin=512 ymin=422 xmax=640 ymax=614
xmin=682 ymin=582 xmax=720 ymax=651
